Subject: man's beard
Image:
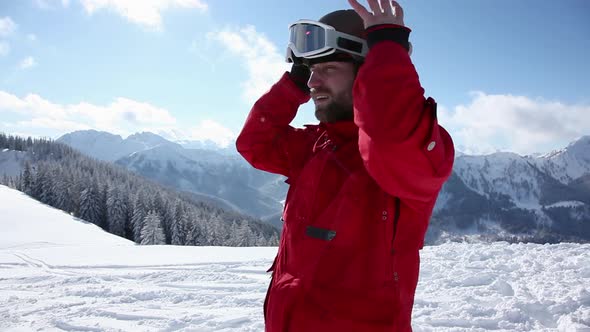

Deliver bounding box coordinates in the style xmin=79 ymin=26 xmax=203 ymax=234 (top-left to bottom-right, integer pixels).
xmin=314 ymin=92 xmax=354 ymax=123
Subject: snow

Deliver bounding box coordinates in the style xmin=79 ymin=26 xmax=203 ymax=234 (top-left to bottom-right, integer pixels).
xmin=1 ymin=184 xmax=589 ymax=331
xmin=533 ymin=135 xmax=590 ymax=184
xmin=546 ymin=201 xmax=587 ymax=209
xmin=454 ymin=153 xmax=543 ymax=208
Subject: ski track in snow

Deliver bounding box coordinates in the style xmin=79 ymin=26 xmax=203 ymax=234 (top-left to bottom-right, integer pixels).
xmin=0 ymin=242 xmax=589 ymax=331
xmin=0 ymin=252 xmax=271 ymax=332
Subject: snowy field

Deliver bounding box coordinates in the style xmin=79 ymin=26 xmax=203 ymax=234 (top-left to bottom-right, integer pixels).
xmin=1 ymin=185 xmax=589 ymax=331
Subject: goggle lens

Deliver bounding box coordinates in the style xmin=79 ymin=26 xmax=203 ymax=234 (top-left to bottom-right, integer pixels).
xmin=289 ymin=23 xmax=326 ymax=54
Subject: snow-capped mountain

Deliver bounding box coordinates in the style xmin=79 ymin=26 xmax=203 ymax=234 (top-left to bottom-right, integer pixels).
xmin=452 ymin=152 xmax=543 ymax=209
xmin=448 ymin=136 xmax=590 ymax=211
xmin=57 ymin=130 xmax=285 ymax=222
xmin=115 ymin=144 xmax=285 ymax=221
xmin=176 ymin=139 xmax=237 ymax=156
xmin=431 ymin=135 xmax=590 ymax=243
xmin=532 ymin=135 xmax=590 ymax=184
xmin=55 ymin=130 xmax=590 ymax=242
xmin=57 ymin=130 xmax=181 ymax=162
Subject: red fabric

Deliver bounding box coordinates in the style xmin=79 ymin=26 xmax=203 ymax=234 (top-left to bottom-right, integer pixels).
xmin=236 ymin=40 xmax=454 ymax=332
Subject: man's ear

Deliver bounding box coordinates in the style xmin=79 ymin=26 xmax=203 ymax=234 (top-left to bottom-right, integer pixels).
xmin=408 ymin=42 xmax=413 ymax=56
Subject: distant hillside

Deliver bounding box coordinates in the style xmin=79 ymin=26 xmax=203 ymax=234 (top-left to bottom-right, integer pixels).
xmin=0 ymin=133 xmax=279 ymax=247
xmin=58 ymin=130 xmax=285 ymax=219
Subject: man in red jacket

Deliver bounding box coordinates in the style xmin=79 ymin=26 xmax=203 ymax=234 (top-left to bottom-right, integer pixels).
xmin=237 ymin=0 xmax=454 ymax=330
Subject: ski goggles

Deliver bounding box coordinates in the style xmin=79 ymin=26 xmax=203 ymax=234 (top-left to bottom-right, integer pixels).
xmin=286 ymin=20 xmax=368 ymax=63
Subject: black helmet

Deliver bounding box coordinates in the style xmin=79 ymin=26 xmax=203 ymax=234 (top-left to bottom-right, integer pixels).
xmin=319 ymin=9 xmax=365 ymax=40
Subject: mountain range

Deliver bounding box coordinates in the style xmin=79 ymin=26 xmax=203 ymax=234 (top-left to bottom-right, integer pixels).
xmin=57 ymin=130 xmax=286 ymax=227
xmin=55 ymin=130 xmax=590 ymax=243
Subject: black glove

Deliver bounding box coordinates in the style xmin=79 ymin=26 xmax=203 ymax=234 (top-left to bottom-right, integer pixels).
xmin=289 ymin=62 xmax=310 ymax=94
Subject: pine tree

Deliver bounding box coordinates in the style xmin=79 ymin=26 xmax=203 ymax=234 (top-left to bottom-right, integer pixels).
xmin=52 ymin=168 xmax=71 ymax=213
xmin=121 ymin=189 xmax=133 ymax=240
xmin=160 ymin=200 xmax=175 ymax=244
xmin=97 ymin=184 xmax=109 ymax=231
xmin=107 ymin=186 xmax=127 ymax=237
xmin=268 ymin=233 xmax=279 ymax=246
xmin=21 ymin=162 xmax=33 ymax=195
xmin=131 ymin=191 xmax=148 ymax=243
xmin=0 ymin=133 xmax=7 ymax=148
xmin=79 ymin=179 xmax=101 ymax=225
xmin=235 ymin=220 xmax=255 ymax=246
xmin=140 ymin=210 xmax=165 ymax=245
xmin=33 ymin=164 xmax=55 ymax=205
xmin=172 ymin=201 xmax=188 ymax=245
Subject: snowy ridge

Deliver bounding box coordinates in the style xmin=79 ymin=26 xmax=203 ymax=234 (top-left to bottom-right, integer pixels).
xmin=115 ymin=144 xmax=283 ymax=219
xmin=533 ymin=135 xmax=590 ymax=184
xmin=54 ymin=130 xmax=590 ymax=238
xmin=452 ymin=135 xmax=590 ymax=210
xmin=453 ymin=152 xmax=543 ymax=208
xmin=57 ymin=130 xmax=182 ymax=162
xmin=1 ymin=185 xmax=589 ymax=331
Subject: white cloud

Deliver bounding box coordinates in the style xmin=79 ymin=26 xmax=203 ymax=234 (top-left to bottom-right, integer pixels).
xmin=27 ymin=34 xmax=38 ymax=42
xmin=0 ymin=17 xmax=17 ymax=37
xmin=0 ymin=90 xmax=236 ymax=146
xmin=16 ymin=117 xmax=91 ymax=132
xmin=79 ymin=0 xmax=208 ymax=30
xmin=0 ymin=91 xmax=178 ymax=135
xmin=19 ymin=56 xmax=37 ymax=69
xmin=71 ymin=97 xmax=177 ymax=130
xmin=0 ymin=42 xmax=9 ymax=56
xmin=34 ymin=0 xmax=70 ymax=9
xmin=208 ymin=25 xmax=290 ymax=104
xmin=187 ymin=119 xmax=235 ymax=147
xmin=0 ymin=91 xmax=30 ymax=110
xmin=438 ymin=92 xmax=590 ymax=155
xmin=132 ymin=120 xmax=236 ymax=148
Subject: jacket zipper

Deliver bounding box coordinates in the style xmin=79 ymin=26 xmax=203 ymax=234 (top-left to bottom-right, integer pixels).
xmin=390 ymin=196 xmax=401 ymax=282
xmin=391 ymin=197 xmax=401 ymax=250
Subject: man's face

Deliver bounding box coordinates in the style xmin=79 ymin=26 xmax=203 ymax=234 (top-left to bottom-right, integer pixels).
xmin=308 ymin=61 xmax=356 ymax=123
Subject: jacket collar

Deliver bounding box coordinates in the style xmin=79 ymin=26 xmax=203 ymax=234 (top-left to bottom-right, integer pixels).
xmin=319 ymin=120 xmax=358 ymax=145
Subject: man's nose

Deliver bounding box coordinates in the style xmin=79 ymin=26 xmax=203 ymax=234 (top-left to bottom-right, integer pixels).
xmin=307 ymin=71 xmax=322 ymax=90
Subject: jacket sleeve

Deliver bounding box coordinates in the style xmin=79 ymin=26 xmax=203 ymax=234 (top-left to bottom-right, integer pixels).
xmin=236 ymin=72 xmax=318 ymax=178
xmin=353 ymin=30 xmax=455 ymax=205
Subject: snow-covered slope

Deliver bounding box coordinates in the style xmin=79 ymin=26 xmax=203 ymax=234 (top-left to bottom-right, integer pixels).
xmin=533 ymin=135 xmax=590 ymax=184
xmin=450 ymin=135 xmax=590 ymax=210
xmin=0 ymin=185 xmax=589 ymax=331
xmin=453 ymin=152 xmax=543 ymax=208
xmin=0 ymin=185 xmax=132 ymax=248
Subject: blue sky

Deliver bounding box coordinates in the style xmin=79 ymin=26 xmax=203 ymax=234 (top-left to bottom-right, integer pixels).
xmin=0 ymin=0 xmax=588 ymax=155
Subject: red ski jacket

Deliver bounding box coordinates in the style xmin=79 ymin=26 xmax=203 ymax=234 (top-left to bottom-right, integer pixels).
xmin=237 ymin=37 xmax=454 ymax=331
